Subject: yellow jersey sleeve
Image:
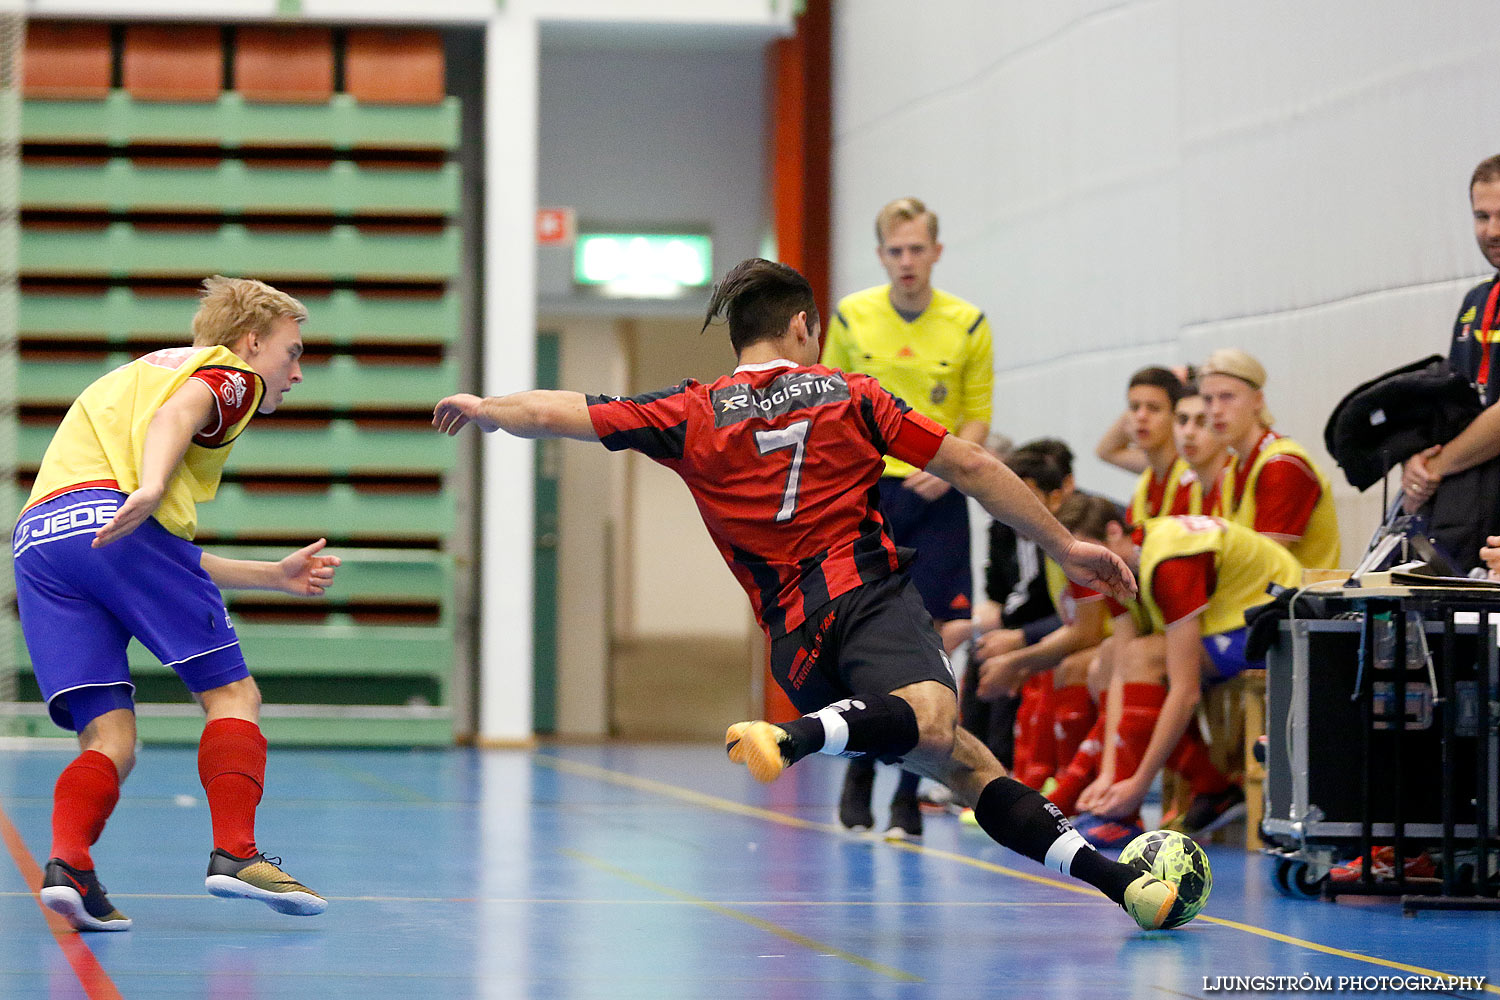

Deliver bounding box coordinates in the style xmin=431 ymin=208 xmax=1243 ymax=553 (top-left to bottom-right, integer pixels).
xmin=959 ymin=311 xmax=993 ymax=428
xmin=821 ymin=299 xmax=856 ymax=373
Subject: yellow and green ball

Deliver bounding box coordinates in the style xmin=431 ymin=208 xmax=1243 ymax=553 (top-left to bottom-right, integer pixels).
xmin=1119 ymin=829 xmax=1212 ymax=928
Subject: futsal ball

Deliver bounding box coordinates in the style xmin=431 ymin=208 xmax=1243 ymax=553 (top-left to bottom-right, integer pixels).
xmin=1117 ymin=829 xmax=1212 ymax=928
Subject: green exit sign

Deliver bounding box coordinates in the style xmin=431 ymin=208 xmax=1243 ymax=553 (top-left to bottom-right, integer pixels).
xmin=574 ymin=233 xmax=712 ymax=297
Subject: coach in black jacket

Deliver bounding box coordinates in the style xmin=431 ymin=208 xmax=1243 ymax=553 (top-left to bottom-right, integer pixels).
xmin=1401 ymin=155 xmax=1500 ymax=564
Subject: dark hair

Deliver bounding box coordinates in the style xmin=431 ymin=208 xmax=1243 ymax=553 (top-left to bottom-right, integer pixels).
xmin=1128 ymin=366 xmax=1186 ymax=407
xmin=1006 ymin=447 xmax=1065 ymax=494
xmin=701 ymin=258 xmax=819 ymax=353
xmin=1055 ymin=493 xmax=1121 ymax=542
xmin=1020 ymin=437 xmax=1074 ymax=478
xmin=1473 ymin=154 xmax=1500 ymax=190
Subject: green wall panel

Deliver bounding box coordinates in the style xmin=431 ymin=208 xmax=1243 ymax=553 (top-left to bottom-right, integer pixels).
xmin=22 ymin=223 xmax=460 ymax=282
xmin=196 ymin=483 xmax=454 ymax=539
xmin=21 ymin=289 xmax=462 ymax=346
xmin=18 ymin=355 xmax=456 ymax=407
xmin=23 ymin=93 xmax=461 ymax=151
xmin=24 ymin=160 xmax=460 ymax=216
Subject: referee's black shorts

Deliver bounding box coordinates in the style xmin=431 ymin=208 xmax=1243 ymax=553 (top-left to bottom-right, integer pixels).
xmin=769 ymin=571 xmax=957 ymax=717
xmin=877 ymin=476 xmax=973 ymax=621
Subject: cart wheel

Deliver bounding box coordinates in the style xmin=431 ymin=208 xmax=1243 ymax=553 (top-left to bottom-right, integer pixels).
xmin=1273 ymin=859 xmax=1325 ymax=899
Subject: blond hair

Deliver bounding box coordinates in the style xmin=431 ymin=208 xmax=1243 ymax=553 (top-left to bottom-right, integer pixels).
xmin=875 ymin=196 xmax=938 ymax=243
xmin=191 ymin=276 xmax=308 ymax=349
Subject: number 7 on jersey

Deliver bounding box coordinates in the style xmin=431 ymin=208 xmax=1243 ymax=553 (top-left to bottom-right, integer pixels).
xmin=754 ymin=419 xmax=811 ymax=522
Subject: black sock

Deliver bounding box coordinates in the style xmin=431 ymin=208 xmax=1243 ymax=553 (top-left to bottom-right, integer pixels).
xmin=893 ymin=768 xmax=921 ymax=802
xmin=973 ymin=777 xmax=1136 ymax=904
xmin=778 ymin=694 xmax=920 ymax=764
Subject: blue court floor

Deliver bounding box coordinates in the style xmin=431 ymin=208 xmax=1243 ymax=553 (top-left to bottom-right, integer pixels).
xmin=1 ymin=742 xmax=1496 ymax=1000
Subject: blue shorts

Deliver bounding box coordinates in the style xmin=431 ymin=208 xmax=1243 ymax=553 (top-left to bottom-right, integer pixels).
xmin=1201 ymin=626 xmax=1261 ymax=682
xmin=877 ymin=477 xmax=973 ymax=622
xmin=13 ymin=489 xmax=249 ymax=731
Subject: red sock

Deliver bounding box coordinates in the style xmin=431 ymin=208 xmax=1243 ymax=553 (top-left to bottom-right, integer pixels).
xmin=1014 ymin=674 xmax=1056 ymax=788
xmin=1011 ymin=677 xmax=1037 ymax=782
xmin=1047 ymin=713 xmax=1105 ymax=815
xmin=1166 ymin=724 xmax=1232 ymax=796
xmin=198 ymin=718 xmax=267 ymax=858
xmin=51 ymin=750 xmax=120 ymax=870
xmin=1112 ymin=683 xmax=1179 ymax=786
xmin=1050 ymin=684 xmax=1097 ymax=770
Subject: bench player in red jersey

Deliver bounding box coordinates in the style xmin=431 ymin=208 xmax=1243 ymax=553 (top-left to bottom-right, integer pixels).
xmin=434 ymin=258 xmax=1185 ymax=931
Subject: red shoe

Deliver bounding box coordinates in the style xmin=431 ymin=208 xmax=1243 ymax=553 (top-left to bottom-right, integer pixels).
xmin=1329 ymin=846 xmax=1437 ymax=883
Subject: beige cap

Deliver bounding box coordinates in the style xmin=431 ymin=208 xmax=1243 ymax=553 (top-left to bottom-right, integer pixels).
xmin=1200 ymin=348 xmax=1266 ymax=390
xmin=1200 ymin=348 xmax=1274 ymax=426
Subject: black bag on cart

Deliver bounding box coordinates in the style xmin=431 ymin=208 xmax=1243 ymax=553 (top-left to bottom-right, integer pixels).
xmin=1325 ymin=355 xmax=1499 ymax=572
xmin=1323 ymin=355 xmax=1480 ymax=492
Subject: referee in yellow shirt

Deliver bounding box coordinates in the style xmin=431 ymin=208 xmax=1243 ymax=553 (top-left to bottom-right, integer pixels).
xmin=823 ymin=197 xmax=994 ymax=838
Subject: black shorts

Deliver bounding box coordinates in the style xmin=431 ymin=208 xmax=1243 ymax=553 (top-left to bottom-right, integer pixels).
xmin=769 ymin=572 xmax=958 ymax=716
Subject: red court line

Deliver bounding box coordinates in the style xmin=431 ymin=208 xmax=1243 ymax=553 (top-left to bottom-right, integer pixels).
xmin=0 ymin=800 xmax=125 ymax=1000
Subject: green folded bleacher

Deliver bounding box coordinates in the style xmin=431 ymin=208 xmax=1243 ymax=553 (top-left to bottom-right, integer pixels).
xmin=23 ymin=92 xmax=460 ymax=151
xmin=23 ymin=160 xmax=461 ymax=216
xmin=7 ymin=26 xmax=467 ymax=746
xmin=21 ymin=287 xmax=461 ymax=346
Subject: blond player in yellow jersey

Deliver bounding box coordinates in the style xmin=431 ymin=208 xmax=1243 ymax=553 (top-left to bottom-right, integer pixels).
xmin=1199 ymin=348 xmax=1340 ymax=568
xmin=822 ymin=197 xmax=994 ymax=838
xmin=14 ymin=277 xmax=336 ymax=931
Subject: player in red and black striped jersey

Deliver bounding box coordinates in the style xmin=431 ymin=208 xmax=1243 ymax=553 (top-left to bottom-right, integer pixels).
xmin=589 ymin=360 xmax=943 ymax=637
xmin=434 ymin=258 xmax=1185 ymax=930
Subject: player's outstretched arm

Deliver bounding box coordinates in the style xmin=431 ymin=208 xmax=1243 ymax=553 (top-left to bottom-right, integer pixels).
xmin=201 ymin=539 xmax=341 ymax=597
xmin=433 ymin=390 xmax=598 ymax=441
xmin=924 ymin=434 xmax=1137 ymax=603
xmin=93 ymin=380 xmax=217 ymax=548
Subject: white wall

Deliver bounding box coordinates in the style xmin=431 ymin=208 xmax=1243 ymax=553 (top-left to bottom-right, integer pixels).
xmin=832 ymin=0 xmax=1500 ymax=563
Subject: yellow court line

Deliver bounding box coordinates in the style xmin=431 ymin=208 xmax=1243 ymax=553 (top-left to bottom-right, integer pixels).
xmin=536 ymin=754 xmax=1094 ymax=896
xmin=536 ymin=752 xmax=1500 ymax=995
xmin=0 ymin=890 xmax=1082 ymax=907
xmin=560 ymin=848 xmax=922 ymax=984
xmin=312 ymin=760 xmax=438 ymax=804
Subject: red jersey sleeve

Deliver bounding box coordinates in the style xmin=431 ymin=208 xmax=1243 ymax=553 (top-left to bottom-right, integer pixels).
xmin=586 ymin=383 xmax=693 ymax=460
xmin=1150 ymin=552 xmax=1217 ymax=627
xmin=189 ymin=366 xmax=258 ymax=446
xmin=849 ymin=374 xmax=947 ymax=468
xmin=1066 ymin=579 xmax=1103 ymax=605
xmin=1253 ymin=455 xmax=1320 ymax=540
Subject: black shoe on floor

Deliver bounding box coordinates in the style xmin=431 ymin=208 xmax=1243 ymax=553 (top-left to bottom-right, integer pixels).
xmin=884 ymin=789 xmax=924 ymax=841
xmin=839 ymin=758 xmax=876 ymax=831
xmin=40 ymin=858 xmax=132 ymax=932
